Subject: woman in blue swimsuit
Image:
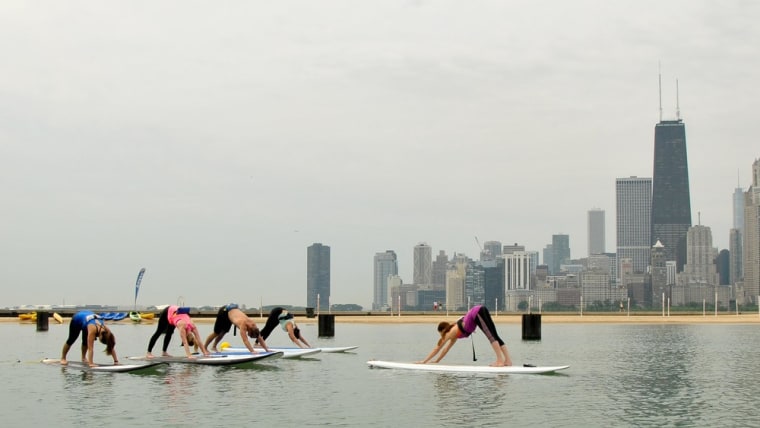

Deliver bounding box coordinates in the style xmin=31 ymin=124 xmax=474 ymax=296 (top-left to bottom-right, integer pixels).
xmin=60 ymin=311 xmax=118 ymax=367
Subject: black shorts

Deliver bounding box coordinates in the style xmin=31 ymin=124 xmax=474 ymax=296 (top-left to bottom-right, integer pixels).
xmin=213 ymin=306 xmax=233 ymax=334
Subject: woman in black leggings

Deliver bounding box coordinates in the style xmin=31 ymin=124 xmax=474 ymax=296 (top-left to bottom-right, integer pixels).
xmin=145 ymin=306 xmax=175 ymax=358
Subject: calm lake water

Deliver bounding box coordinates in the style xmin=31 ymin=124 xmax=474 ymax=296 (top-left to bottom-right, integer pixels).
xmin=2 ymin=320 xmax=759 ymax=427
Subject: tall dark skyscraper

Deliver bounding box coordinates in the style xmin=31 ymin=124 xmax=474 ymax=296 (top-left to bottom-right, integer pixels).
xmin=307 ymin=243 xmax=330 ymax=310
xmin=651 ymin=118 xmax=692 ymax=271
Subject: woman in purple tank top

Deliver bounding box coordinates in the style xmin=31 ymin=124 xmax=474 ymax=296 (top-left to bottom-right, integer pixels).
xmin=417 ymin=305 xmax=512 ymax=367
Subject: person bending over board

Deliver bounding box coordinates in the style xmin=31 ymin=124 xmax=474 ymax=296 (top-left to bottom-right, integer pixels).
xmin=166 ymin=306 xmax=210 ymax=358
xmin=145 ymin=305 xmax=178 ymax=358
xmin=204 ymin=303 xmax=272 ymax=353
xmin=417 ymin=305 xmax=512 ymax=367
xmin=60 ymin=311 xmax=118 ymax=367
xmin=257 ymin=307 xmax=312 ymax=349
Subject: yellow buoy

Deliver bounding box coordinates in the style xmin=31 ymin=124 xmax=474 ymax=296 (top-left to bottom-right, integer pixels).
xmin=53 ymin=313 xmax=64 ymax=324
xmin=219 ymin=342 xmax=231 ymax=350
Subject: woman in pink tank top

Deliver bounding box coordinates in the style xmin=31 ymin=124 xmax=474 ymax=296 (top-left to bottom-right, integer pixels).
xmin=167 ymin=306 xmax=210 ymax=358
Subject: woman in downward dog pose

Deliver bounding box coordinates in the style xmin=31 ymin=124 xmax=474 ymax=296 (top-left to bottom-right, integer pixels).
xmin=258 ymin=307 xmax=312 ymax=348
xmin=418 ymin=305 xmax=512 ymax=367
xmin=166 ymin=306 xmax=210 ymax=358
xmin=60 ymin=311 xmax=118 ymax=367
xmin=145 ymin=305 xmax=176 ymax=358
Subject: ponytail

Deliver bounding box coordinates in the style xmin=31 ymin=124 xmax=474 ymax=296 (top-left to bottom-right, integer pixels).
xmin=436 ymin=322 xmax=453 ymax=346
xmin=102 ymin=330 xmax=116 ymax=356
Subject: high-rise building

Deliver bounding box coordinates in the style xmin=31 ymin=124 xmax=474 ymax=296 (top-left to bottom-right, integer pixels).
xmin=588 ymin=209 xmax=606 ymax=256
xmin=551 ymin=234 xmax=570 ymax=275
xmin=413 ymin=243 xmax=432 ymax=286
xmin=680 ymin=225 xmax=719 ymax=286
xmin=734 ymin=185 xmax=746 ymax=235
xmin=729 ymin=228 xmax=742 ymax=286
xmin=306 ymin=243 xmax=330 ymax=310
xmin=483 ymin=259 xmax=505 ymax=311
xmin=432 ymin=250 xmax=448 ymax=288
xmin=731 ymin=181 xmax=746 ymax=287
xmin=651 ymin=118 xmax=692 ymax=271
xmin=445 ymin=269 xmax=465 ymax=311
xmin=543 ymin=244 xmax=553 ymax=274
xmin=502 ymin=243 xmax=525 ymax=255
xmin=616 ymin=176 xmax=652 ymax=275
xmin=650 ymin=240 xmax=667 ymax=307
xmin=504 ymin=251 xmax=533 ymax=291
xmin=717 ymin=249 xmax=730 ymax=286
xmin=373 ymin=250 xmax=398 ymax=310
xmin=483 ymin=241 xmax=502 ymax=261
xmin=743 ymin=159 xmax=760 ymax=304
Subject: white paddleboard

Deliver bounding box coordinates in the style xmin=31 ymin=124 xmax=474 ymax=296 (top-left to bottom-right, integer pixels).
xmin=259 ymin=346 xmax=356 ymax=353
xmin=314 ymin=346 xmax=358 ymax=353
xmin=128 ymin=351 xmax=283 ymax=366
xmin=42 ymin=359 xmax=166 ymax=373
xmin=222 ymin=347 xmax=321 ymax=359
xmin=367 ymin=360 xmax=569 ymax=374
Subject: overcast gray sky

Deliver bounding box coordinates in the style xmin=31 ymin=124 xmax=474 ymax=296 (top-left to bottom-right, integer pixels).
xmin=2 ymin=1 xmax=758 ymax=309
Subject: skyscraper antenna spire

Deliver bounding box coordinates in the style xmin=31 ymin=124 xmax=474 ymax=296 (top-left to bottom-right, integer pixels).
xmin=676 ymin=78 xmax=681 ymax=121
xmin=658 ymin=62 xmax=663 ymax=122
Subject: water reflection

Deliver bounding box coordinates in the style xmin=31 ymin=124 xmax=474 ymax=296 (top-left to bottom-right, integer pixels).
xmin=429 ymin=373 xmax=512 ymax=425
xmin=605 ymin=326 xmax=700 ymax=424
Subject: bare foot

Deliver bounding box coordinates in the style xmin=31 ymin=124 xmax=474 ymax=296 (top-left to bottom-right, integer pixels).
xmin=60 ymin=359 xmax=68 ymax=366
xmin=146 ymin=353 xmax=154 ymax=359
xmin=211 ymin=347 xmax=219 ymax=353
xmin=489 ymin=361 xmax=506 ymax=367
xmin=161 ymin=352 xmax=172 ymax=357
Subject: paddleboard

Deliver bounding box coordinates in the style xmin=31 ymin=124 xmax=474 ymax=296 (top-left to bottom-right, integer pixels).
xmin=314 ymin=346 xmax=358 ymax=353
xmin=264 ymin=346 xmax=357 ymax=353
xmin=42 ymin=359 xmax=166 ymax=373
xmin=128 ymin=351 xmax=283 ymax=366
xmin=366 ymin=360 xmax=569 ymax=374
xmin=222 ymin=347 xmax=321 ymax=359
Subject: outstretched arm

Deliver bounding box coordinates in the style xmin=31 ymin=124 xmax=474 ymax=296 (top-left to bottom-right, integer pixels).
xmin=418 ymin=342 xmax=442 ymax=364
xmin=253 ymin=334 xmax=271 ymax=352
xmin=286 ymin=324 xmax=302 ymax=348
xmin=297 ymin=335 xmax=311 ymax=349
xmin=86 ymin=325 xmax=97 ymax=366
xmin=240 ymin=328 xmax=259 ymax=353
xmin=418 ymin=337 xmax=457 ymax=364
xmin=178 ymin=327 xmax=193 ymax=358
xmin=286 ymin=323 xmax=310 ymax=348
xmin=433 ymin=338 xmax=457 ymax=363
xmin=191 ymin=327 xmax=210 ymax=356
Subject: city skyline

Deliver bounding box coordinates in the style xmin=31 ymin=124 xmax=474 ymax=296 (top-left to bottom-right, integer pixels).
xmin=2 ymin=2 xmax=758 ymax=310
